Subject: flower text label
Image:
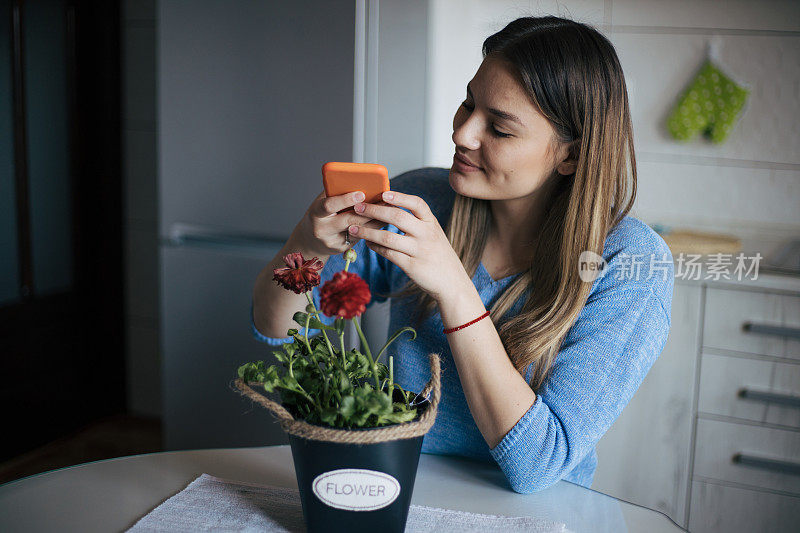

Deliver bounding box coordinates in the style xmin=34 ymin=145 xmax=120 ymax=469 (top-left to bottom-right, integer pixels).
xmin=312 ymin=468 xmax=401 ymax=511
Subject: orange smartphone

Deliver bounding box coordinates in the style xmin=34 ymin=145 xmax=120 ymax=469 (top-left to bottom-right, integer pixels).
xmin=322 ymin=162 xmax=390 ymax=214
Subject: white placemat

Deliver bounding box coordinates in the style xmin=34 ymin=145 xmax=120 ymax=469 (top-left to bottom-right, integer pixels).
xmin=127 ymin=473 xmax=568 ymax=532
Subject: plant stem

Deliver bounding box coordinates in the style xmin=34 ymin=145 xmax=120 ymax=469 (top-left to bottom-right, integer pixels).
xmin=293 ymin=383 xmax=319 ymax=410
xmin=304 ymin=292 xmax=337 ymax=359
xmin=389 ymin=355 xmax=394 ymax=398
xmin=351 ymin=315 xmax=380 ymax=389
xmin=304 ymin=293 xmax=340 ymax=407
xmin=286 ymin=351 xmax=320 ymax=412
xmin=301 ymin=313 xmax=313 ymax=355
xmin=338 ymin=327 xmax=347 ymax=370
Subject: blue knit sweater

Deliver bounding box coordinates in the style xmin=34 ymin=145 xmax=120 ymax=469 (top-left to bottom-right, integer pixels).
xmin=251 ymin=167 xmax=674 ymax=493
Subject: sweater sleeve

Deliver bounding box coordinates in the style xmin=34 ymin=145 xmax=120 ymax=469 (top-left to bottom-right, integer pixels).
xmin=251 ymin=236 xmax=392 ymax=346
xmin=488 ymin=283 xmax=672 ymax=493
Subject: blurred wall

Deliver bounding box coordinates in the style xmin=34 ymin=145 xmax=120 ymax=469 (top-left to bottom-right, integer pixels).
xmin=122 ymin=0 xmax=159 ymax=417
xmin=425 ymin=0 xmax=800 ymax=257
xmin=121 ymin=0 xmax=800 ymax=417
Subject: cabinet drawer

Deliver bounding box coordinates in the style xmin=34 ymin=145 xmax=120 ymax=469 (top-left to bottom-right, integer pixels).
xmin=693 ymin=418 xmax=800 ymax=495
xmin=699 ymin=353 xmax=800 ymax=428
xmin=689 ymin=480 xmax=800 ymax=533
xmin=703 ymin=288 xmax=800 ymax=360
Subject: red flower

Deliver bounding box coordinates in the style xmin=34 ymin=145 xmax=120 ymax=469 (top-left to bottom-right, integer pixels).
xmin=319 ymin=271 xmax=371 ymax=319
xmin=272 ymin=252 xmax=324 ymax=294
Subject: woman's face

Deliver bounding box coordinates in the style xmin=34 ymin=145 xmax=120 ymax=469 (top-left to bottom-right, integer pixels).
xmin=450 ymin=55 xmax=574 ymax=200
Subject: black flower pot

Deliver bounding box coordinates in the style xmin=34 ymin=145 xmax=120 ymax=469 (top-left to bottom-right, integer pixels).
xmin=288 ymin=389 xmax=431 ymax=533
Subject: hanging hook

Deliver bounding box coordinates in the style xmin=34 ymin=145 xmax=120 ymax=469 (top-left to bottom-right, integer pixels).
xmin=706 ymin=35 xmax=722 ymax=63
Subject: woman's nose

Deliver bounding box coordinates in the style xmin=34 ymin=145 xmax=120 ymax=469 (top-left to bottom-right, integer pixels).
xmin=452 ymin=115 xmax=480 ymax=151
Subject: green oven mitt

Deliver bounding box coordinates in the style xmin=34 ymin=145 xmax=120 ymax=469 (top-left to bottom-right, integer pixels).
xmin=667 ymin=59 xmax=749 ymax=144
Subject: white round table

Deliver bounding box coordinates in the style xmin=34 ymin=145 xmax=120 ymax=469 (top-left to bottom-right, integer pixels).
xmin=0 ymin=445 xmax=682 ymax=532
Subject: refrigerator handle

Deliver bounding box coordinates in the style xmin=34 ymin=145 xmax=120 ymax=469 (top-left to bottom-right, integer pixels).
xmin=164 ymin=223 xmax=287 ymax=254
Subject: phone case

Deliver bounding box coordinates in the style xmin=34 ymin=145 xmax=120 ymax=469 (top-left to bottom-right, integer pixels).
xmin=322 ymin=162 xmax=390 ymax=214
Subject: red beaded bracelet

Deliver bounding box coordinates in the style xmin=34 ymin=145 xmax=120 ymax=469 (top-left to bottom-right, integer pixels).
xmin=443 ymin=310 xmax=490 ymax=334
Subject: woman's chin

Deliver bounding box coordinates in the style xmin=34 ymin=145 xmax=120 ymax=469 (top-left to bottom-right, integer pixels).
xmin=448 ymin=167 xmax=480 ymax=195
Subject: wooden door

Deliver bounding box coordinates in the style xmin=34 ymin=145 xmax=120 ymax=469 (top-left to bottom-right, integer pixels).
xmin=0 ymin=0 xmax=124 ymax=461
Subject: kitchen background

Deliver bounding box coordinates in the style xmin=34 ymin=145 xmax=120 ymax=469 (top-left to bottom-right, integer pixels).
xmin=1 ymin=1 xmax=798 ymax=531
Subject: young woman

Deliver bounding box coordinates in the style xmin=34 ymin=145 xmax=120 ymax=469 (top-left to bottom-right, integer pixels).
xmin=251 ymin=16 xmax=674 ymax=493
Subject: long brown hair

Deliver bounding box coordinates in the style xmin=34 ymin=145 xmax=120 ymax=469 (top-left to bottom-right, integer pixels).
xmin=380 ymin=16 xmax=636 ymax=390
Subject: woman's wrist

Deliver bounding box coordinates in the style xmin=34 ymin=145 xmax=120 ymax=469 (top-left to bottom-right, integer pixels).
xmin=285 ymin=227 xmax=328 ymax=263
xmin=437 ymin=275 xmax=487 ymax=333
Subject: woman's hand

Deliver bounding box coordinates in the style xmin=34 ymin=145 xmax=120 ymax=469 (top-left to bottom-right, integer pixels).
xmin=348 ymin=191 xmax=469 ymax=302
xmin=292 ymin=190 xmax=390 ymax=258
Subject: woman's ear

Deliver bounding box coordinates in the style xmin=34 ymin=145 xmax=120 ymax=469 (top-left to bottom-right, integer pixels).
xmin=556 ymin=159 xmax=576 ymax=176
xmin=555 ymin=140 xmax=578 ymax=176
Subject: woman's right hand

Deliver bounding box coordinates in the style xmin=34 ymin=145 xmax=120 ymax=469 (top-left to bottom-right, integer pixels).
xmin=291 ymin=190 xmax=390 ymax=258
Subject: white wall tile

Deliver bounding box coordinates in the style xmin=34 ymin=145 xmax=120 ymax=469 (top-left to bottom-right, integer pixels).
xmin=611 ymin=32 xmax=800 ymax=165
xmin=611 ymin=0 xmax=800 ymax=32
xmin=477 ymin=0 xmax=605 ymax=34
xmin=632 ymin=161 xmax=800 ymax=228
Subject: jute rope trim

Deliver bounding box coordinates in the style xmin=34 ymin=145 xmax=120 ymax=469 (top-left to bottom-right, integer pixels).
xmin=234 ymin=352 xmax=441 ymax=444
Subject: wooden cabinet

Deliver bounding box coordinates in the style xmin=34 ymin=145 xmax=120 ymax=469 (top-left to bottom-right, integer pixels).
xmin=688 ymin=480 xmax=800 ymax=533
xmin=593 ymin=278 xmax=800 ymax=531
xmin=703 ymin=287 xmax=800 ymax=360
xmin=689 ymin=286 xmax=800 ymax=532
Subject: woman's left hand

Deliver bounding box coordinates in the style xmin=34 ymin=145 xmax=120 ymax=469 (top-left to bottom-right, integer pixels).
xmin=348 ymin=191 xmax=468 ymax=302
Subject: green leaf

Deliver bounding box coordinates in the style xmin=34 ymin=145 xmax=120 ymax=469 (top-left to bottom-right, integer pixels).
xmin=305 ymin=379 xmax=322 ymax=396
xmin=282 ymin=343 xmax=297 ymax=356
xmin=292 ymin=312 xmax=336 ymax=331
xmin=281 ymin=374 xmax=299 ymax=390
xmin=351 ymin=409 xmax=371 ymax=426
xmin=375 ymin=362 xmax=389 ymax=380
xmin=237 ymin=362 xmax=256 ymax=380
xmin=320 ymin=406 xmax=339 ymax=425
xmin=271 ymin=350 xmax=288 ymax=364
xmin=337 ymin=370 xmax=351 ymax=392
xmin=365 ymin=391 xmax=392 ymax=416
xmin=261 ymin=367 xmax=280 ymax=392
xmin=382 ymin=407 xmax=418 ymax=424
xmin=355 ymin=353 xmax=370 ymax=373
xmin=312 ymin=342 xmax=331 ymax=360
xmin=238 ymin=361 xmax=270 ymax=382
xmin=338 ymin=395 xmax=356 ymax=418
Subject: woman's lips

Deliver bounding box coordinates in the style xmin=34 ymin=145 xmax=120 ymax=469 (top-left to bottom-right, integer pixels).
xmin=453 ymin=153 xmax=482 ymax=172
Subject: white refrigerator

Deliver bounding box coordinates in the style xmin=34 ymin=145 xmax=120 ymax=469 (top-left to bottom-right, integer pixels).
xmin=157 ymin=0 xmax=428 ymax=451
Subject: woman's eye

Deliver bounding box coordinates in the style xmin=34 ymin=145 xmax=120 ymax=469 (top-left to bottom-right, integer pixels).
xmin=460 ymin=102 xmax=511 ymax=138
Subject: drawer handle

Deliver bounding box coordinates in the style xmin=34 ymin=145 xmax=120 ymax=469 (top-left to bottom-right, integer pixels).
xmin=732 ymin=453 xmax=800 ymax=476
xmin=741 ymin=322 xmax=800 ymax=340
xmin=738 ymin=387 xmax=800 ymax=408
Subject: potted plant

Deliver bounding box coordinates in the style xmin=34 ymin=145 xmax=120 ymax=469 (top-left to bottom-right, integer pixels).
xmin=234 ymin=249 xmax=441 ymax=533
